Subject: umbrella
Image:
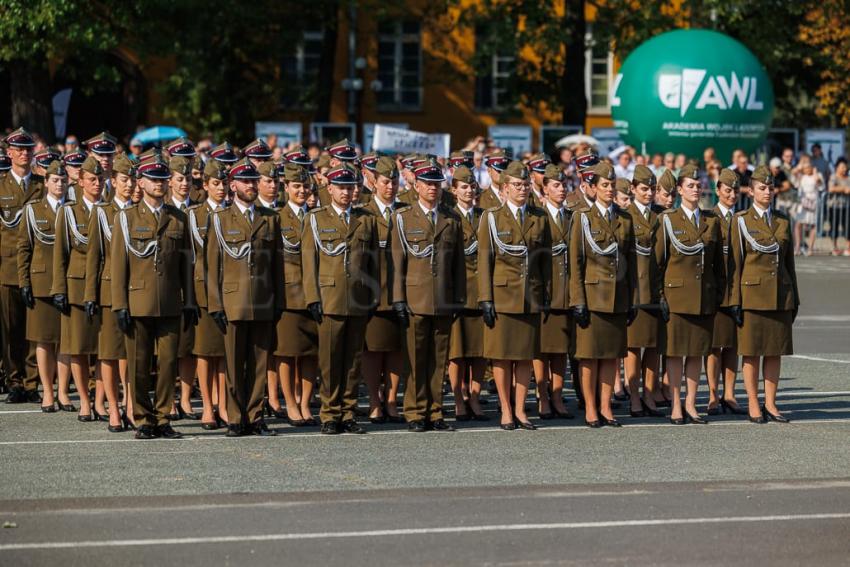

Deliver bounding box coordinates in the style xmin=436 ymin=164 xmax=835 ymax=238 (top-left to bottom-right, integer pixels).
xmin=607 ymin=144 xmax=630 ymax=160
xmin=554 ymin=134 xmax=599 ymax=149
xmin=132 ymin=126 xmax=188 ymax=146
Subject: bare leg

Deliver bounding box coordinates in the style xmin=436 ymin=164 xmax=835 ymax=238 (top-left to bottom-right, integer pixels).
xmin=57 ymin=353 xmax=72 ymax=407
xmin=382 ymin=351 xmax=404 ymax=418
xmin=492 ymin=360 xmax=514 ymax=425
xmin=196 ymin=356 xmax=215 ymax=423
xmin=513 ymin=360 xmax=532 ymax=422
xmin=598 ymin=358 xmax=617 ymax=420
xmin=361 ymin=351 xmax=384 ymax=419
xmin=99 ymin=360 xmax=122 ymax=427
xmin=580 ymin=359 xmax=599 ymax=423
xmin=215 ymin=359 xmax=228 ymax=423
xmin=684 ymin=355 xmax=702 ymax=416
xmin=762 ymin=356 xmax=782 ymax=416
xmin=448 ymin=359 xmax=467 ymax=416
xmin=35 ymin=343 xmax=57 ymax=407
xmin=667 ymin=356 xmax=684 ymax=420
xmin=298 ymin=356 xmax=318 ymax=421
xmin=807 ymin=224 xmax=817 ymax=253
xmin=625 ymin=348 xmax=643 ymax=413
xmin=742 ymin=356 xmax=762 ymax=419
xmin=468 ymin=357 xmax=486 ymax=414
xmin=69 ymin=355 xmax=92 ymax=418
xmin=178 ymin=356 xmax=196 ymax=414
xmin=705 ymin=349 xmax=721 ymax=410
xmin=94 ymin=365 xmax=106 ymax=416
xmin=533 ymin=358 xmax=551 ymax=415
xmin=793 ymin=222 xmax=802 ymax=254
xmin=721 ymin=347 xmax=740 ymax=406
xmin=549 ymin=354 xmax=568 ymax=413
xmin=277 ymin=356 xmax=303 ymax=421
xmin=641 ymin=348 xmax=660 ymax=410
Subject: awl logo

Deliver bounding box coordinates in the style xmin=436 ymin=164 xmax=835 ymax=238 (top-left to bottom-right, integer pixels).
xmin=656 ymin=69 xmax=765 ymax=117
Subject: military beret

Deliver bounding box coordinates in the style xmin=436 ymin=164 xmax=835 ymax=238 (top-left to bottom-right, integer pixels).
xmin=166 ymin=137 xmax=196 ymax=158
xmin=0 ymin=148 xmax=10 ymax=171
xmin=169 ymin=156 xmax=193 ymax=177
xmin=751 ymin=164 xmax=774 ymax=185
xmin=284 ymin=146 xmax=312 ymax=166
xmin=282 ymin=163 xmax=309 ymax=183
xmin=4 ymin=127 xmax=35 ymax=148
xmin=375 ymin=156 xmax=399 ymax=179
xmin=84 ymin=131 xmax=117 ymax=155
xmin=210 ymin=141 xmax=239 ymax=164
xmin=360 ymin=151 xmax=380 ymax=172
xmin=590 ymin=161 xmax=616 ymax=181
xmin=574 ymin=151 xmax=599 ymax=172
xmin=451 ymin=165 xmax=475 ymax=184
xmin=137 ymin=155 xmax=171 ymax=179
xmin=243 ymin=138 xmax=273 ymax=160
xmin=718 ymin=168 xmax=741 ymax=189
xmin=228 ymin=158 xmax=260 ymax=180
xmin=658 ymin=169 xmax=677 ymax=191
xmin=485 ymin=149 xmax=512 ymax=172
xmin=632 ymin=164 xmax=656 ymax=187
xmin=192 ymin=155 xmax=204 ymax=171
xmin=81 ymin=155 xmax=104 ymax=176
xmin=256 ymin=161 xmax=278 ymax=179
xmin=63 ymin=150 xmax=87 ymax=167
xmin=449 ymin=150 xmax=474 ymax=168
xmin=543 ymin=163 xmax=565 ymax=182
xmin=204 ymin=158 xmax=227 ymax=180
xmin=615 ymin=177 xmax=631 ymax=195
xmin=326 ymin=162 xmax=359 ymax=185
xmin=315 ymin=154 xmax=331 ymax=170
xmin=413 ymin=159 xmax=446 ymax=182
xmin=326 ymin=138 xmax=357 ymax=161
xmin=678 ymin=164 xmax=700 ymax=181
xmin=112 ymin=152 xmax=136 ymax=177
xmin=528 ymin=152 xmax=551 ymax=173
xmin=34 ymin=147 xmax=60 ymax=168
xmin=45 ymin=160 xmax=67 ymax=178
xmin=501 ymin=160 xmax=529 ymax=182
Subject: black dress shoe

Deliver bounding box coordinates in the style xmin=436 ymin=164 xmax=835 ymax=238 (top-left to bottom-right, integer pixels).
xmin=430 ymin=419 xmax=455 ymax=431
xmin=266 ymin=404 xmax=287 ymax=419
xmin=200 ymin=421 xmax=219 ymax=431
xmin=553 ymin=407 xmax=575 ymax=420
xmin=706 ymin=404 xmax=722 ymax=416
xmin=93 ymin=409 xmax=110 ymax=422
xmin=59 ymin=402 xmax=77 ymax=412
xmin=669 ymin=415 xmax=686 ymax=425
xmin=684 ymin=411 xmax=707 ymax=425
xmin=320 ymin=421 xmax=340 ymax=435
xmin=157 ymin=424 xmax=183 ymax=439
xmin=721 ymin=399 xmax=748 ymax=415
xmin=135 ymin=425 xmax=156 ymax=439
xmin=762 ymin=405 xmax=790 ymax=423
xmin=601 ymin=416 xmax=622 ymax=428
xmin=515 ymin=420 xmax=537 ymax=431
xmin=166 ymin=411 xmax=181 ymax=421
xmin=369 ymin=414 xmax=387 ymax=424
xmin=385 ymin=414 xmax=405 ymax=424
xmin=287 ymin=416 xmax=307 ymax=427
xmin=585 ymin=419 xmax=602 ymax=428
xmin=226 ymin=424 xmax=245 ymax=437
xmin=455 ymin=412 xmax=472 ymax=422
xmin=749 ymin=413 xmax=767 ymax=424
xmin=178 ymin=405 xmax=200 ymax=420
xmin=41 ymin=402 xmax=58 ymax=413
xmin=107 ymin=423 xmax=125 ymax=433
xmin=301 ymin=416 xmax=318 ymax=426
xmin=641 ymin=400 xmax=665 ymax=418
xmin=500 ymin=421 xmax=516 ymax=431
xmin=25 ymin=389 xmax=42 ymax=403
xmin=341 ymin=420 xmax=366 ymax=434
xmin=251 ymin=421 xmax=277 ymax=436
xmin=408 ymin=420 xmax=427 ymax=433
xmin=77 ymin=413 xmax=96 ymax=422
xmin=5 ymin=388 xmax=26 ymax=404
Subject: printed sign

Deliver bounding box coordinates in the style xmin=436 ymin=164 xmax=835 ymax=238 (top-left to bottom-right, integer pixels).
xmin=372 ymin=125 xmax=450 ymax=158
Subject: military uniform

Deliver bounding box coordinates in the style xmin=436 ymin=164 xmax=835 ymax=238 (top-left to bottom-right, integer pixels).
xmin=301 ymin=164 xmax=379 ymax=430
xmin=712 ymin=171 xmax=739 ymax=349
xmin=188 ymin=197 xmax=226 ymax=357
xmin=448 ymin=201 xmax=485 ymax=360
xmin=390 ymin=161 xmax=465 ymax=425
xmin=206 ymin=159 xmax=283 ymax=434
xmin=539 ymin=195 xmax=572 ymax=354
xmin=626 ymin=199 xmax=662 ymax=349
xmin=478 ymin=149 xmax=511 ymax=210
xmin=168 ymin=157 xmax=198 ymax=360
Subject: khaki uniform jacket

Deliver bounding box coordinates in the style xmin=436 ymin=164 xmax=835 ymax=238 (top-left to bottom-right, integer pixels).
xmin=729 ymin=207 xmax=798 ymax=311
xmin=568 ymin=204 xmax=637 ymax=313
xmin=84 ymin=201 xmax=124 ymax=307
xmin=187 ymin=201 xmax=225 ymax=309
xmin=477 ymin=187 xmax=502 ymax=211
xmin=628 ymin=202 xmax=661 ymax=306
xmin=565 ymin=190 xmax=591 ymax=213
xmin=0 ymin=173 xmax=45 ymax=286
xmin=362 ymin=198 xmax=404 ymax=311
xmin=390 ymin=203 xmax=466 ymax=316
xmin=278 ymin=202 xmax=309 ymax=311
xmin=206 ymin=205 xmax=284 ymax=321
xmin=714 ymin=205 xmax=736 ymax=308
xmin=51 ymin=199 xmax=98 ymax=305
xmin=654 ymin=207 xmax=725 ymax=315
xmin=456 ymin=204 xmax=484 ymax=309
xmin=543 ymin=204 xmax=572 ymax=310
xmin=111 ymin=203 xmax=194 ymax=317
xmin=477 ymin=203 xmax=552 ymax=314
xmin=17 ymin=197 xmax=61 ymax=297
xmin=301 ymin=205 xmax=379 ymax=317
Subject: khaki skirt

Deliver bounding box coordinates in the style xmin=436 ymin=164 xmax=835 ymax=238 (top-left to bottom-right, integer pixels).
xmin=274 ymin=309 xmax=319 ymax=357
xmin=26 ymin=297 xmax=60 ymax=344
xmin=712 ymin=309 xmax=737 ymax=349
xmin=364 ymin=311 xmax=402 ymax=352
xmin=98 ymin=307 xmax=126 ymax=360
xmin=449 ymin=310 xmax=484 ymax=359
xmin=193 ymin=308 xmax=225 ymax=357
xmin=539 ymin=310 xmax=571 ymax=355
xmin=177 ymin=321 xmax=195 ymax=358
xmin=59 ymin=304 xmax=100 ymax=355
xmin=484 ymin=312 xmax=539 ymax=360
xmin=574 ymin=311 xmax=627 ymax=360
xmin=665 ymin=313 xmax=713 ymax=357
xmin=627 ymin=307 xmax=661 ymax=349
xmin=738 ymin=310 xmax=793 ymax=357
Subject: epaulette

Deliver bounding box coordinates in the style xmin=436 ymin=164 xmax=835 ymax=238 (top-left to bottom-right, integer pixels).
xmin=188 ymin=202 xmax=204 ymax=211
xmin=734 ymin=210 xmax=748 ymax=217
xmin=24 ymin=198 xmax=40 ymax=206
xmin=93 ymin=201 xmax=111 ymax=208
xmin=306 ymin=206 xmax=325 ymax=215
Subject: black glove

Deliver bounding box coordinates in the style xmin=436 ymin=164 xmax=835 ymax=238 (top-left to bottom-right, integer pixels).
xmin=730 ymin=305 xmax=744 ymax=327
xmin=367 ymin=305 xmax=378 ymax=321
xmin=52 ymin=294 xmax=69 ymax=315
xmin=626 ymin=305 xmax=638 ymax=326
xmin=542 ymin=301 xmax=551 ymax=323
xmin=573 ymin=305 xmax=590 ymax=329
xmin=792 ymin=306 xmax=799 ymax=324
xmin=392 ymin=301 xmax=411 ymax=328
xmin=84 ymin=301 xmax=98 ymax=321
xmin=115 ymin=309 xmax=131 ymax=333
xmin=182 ymin=305 xmax=199 ymax=331
xmin=479 ymin=301 xmax=496 ymax=329
xmin=307 ymin=302 xmax=323 ymax=325
xmin=20 ymin=286 xmax=35 ymax=309
xmin=210 ymin=310 xmax=228 ymax=334
xmin=659 ymin=297 xmax=671 ymax=323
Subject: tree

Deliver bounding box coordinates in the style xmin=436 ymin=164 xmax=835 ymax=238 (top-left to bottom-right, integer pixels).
xmin=799 ymin=0 xmax=850 ymax=126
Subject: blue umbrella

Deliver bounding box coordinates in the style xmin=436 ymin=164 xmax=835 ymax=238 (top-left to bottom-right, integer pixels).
xmin=131 ymin=125 xmax=188 ymax=146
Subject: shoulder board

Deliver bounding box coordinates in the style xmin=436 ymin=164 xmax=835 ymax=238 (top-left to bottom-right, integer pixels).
xmin=93 ymin=201 xmax=110 ymax=208
xmin=306 ymin=207 xmax=324 ymax=216
xmin=24 ymin=198 xmax=40 ymax=206
xmin=60 ymin=202 xmax=74 ymax=209
xmin=188 ymin=203 xmax=204 ymax=211
xmin=352 ymin=203 xmax=367 ymax=210
xmin=734 ymin=210 xmax=748 ymax=217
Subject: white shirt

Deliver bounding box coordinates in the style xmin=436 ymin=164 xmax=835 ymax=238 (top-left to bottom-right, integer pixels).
xmin=717 ymin=203 xmax=732 ymax=219
xmin=171 ymin=197 xmax=191 ymax=210
xmin=418 ymin=201 xmax=437 ymax=224
xmin=634 ymin=200 xmax=648 ymax=218
xmin=257 ymin=196 xmax=276 ymax=209
xmin=594 ymin=200 xmax=613 ymax=220
xmin=456 ymin=203 xmax=473 ymax=220
xmin=113 ymin=197 xmax=128 ymax=210
xmin=144 ymin=199 xmax=163 ymax=216
xmin=233 ymin=199 xmax=256 ymax=219
xmin=10 ymin=170 xmax=31 ymax=190
xmin=82 ymin=196 xmax=100 ymax=214
xmin=545 ymin=200 xmax=564 ymax=221
xmin=373 ymin=198 xmax=393 ymax=219
xmin=46 ymin=194 xmax=64 ymax=213
xmin=506 ymin=200 xmax=527 ymax=221
xmin=681 ymin=204 xmax=700 ymax=225
xmin=206 ymin=199 xmax=223 ymax=212
xmin=753 ymin=203 xmax=771 ymax=223
xmin=287 ymin=200 xmax=307 ymax=219
xmin=330 ymin=202 xmax=351 ymax=223
xmin=582 ymin=192 xmax=594 ymax=209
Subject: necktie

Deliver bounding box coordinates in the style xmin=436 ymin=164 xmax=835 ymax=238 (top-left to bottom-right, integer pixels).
xmin=297 ymin=208 xmax=305 ymax=223
xmin=692 ymin=212 xmax=699 ymax=227
xmin=429 ymin=211 xmax=436 ymax=226
xmin=383 ymin=207 xmax=391 ymax=223
xmin=153 ymin=208 xmax=161 ymax=222
xmin=644 ymin=208 xmax=650 ymax=221
xmin=516 ymin=207 xmax=523 ymax=226
xmin=179 ymin=203 xmax=187 ymax=212
xmin=340 ymin=212 xmax=348 ymax=227
xmin=467 ymin=210 xmax=473 ymax=225
xmin=726 ymin=211 xmax=732 ymax=223
xmin=244 ymin=208 xmax=253 ymax=224
xmin=764 ymin=212 xmax=771 ymax=227
xmin=20 ymin=178 xmax=27 ymax=193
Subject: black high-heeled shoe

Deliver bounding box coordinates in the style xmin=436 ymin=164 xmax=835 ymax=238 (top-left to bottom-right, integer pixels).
xmin=706 ymin=401 xmax=722 ymax=416
xmin=41 ymin=401 xmax=58 ymax=413
xmin=120 ymin=409 xmax=136 ymax=431
xmin=59 ymin=402 xmax=77 ymax=412
xmin=762 ymin=405 xmax=790 ymax=423
xmin=177 ymin=405 xmax=199 ymax=420
xmin=601 ymin=416 xmax=622 ymax=428
xmin=107 ymin=421 xmax=124 ymax=433
xmin=684 ymin=410 xmax=707 ymax=425
xmin=749 ymin=410 xmax=767 ymax=424
xmin=514 ymin=418 xmax=537 ymax=430
xmin=669 ymin=415 xmax=686 ymax=425
xmin=721 ymin=399 xmax=748 ymax=415
xmin=77 ymin=413 xmax=95 ymax=423
xmin=629 ymin=405 xmax=646 ymax=418
xmin=552 ymin=407 xmax=574 ymax=420
xmin=369 ymin=412 xmax=387 ymax=424
xmin=93 ymin=409 xmax=110 ymax=422
xmin=640 ymin=399 xmax=665 ymax=418
xmin=585 ymin=419 xmax=602 ymax=428
xmin=499 ymin=421 xmax=516 ymax=431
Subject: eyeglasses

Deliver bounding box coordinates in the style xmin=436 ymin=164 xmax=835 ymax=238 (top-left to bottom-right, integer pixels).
xmin=506 ymin=181 xmax=528 ymax=189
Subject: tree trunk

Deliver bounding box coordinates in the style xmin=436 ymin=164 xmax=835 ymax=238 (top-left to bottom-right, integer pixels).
xmin=313 ymin=3 xmax=340 ymax=123
xmin=561 ymin=0 xmax=587 ymax=129
xmin=10 ymin=59 xmax=55 ymax=143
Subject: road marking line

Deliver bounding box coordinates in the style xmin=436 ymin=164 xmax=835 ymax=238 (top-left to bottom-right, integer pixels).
xmin=2 ymin=513 xmax=850 ymax=551
xmin=790 ymin=355 xmax=850 ymax=364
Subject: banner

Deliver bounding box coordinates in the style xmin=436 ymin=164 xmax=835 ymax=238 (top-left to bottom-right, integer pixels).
xmin=591 ymin=127 xmax=625 ymax=157
xmin=52 ymin=89 xmax=72 ymax=140
xmin=805 ymin=129 xmax=845 ymax=166
xmin=363 ymin=123 xmax=408 ymax=152
xmin=372 ymin=125 xmax=450 ymax=158
xmin=488 ymin=125 xmax=532 ymax=156
xmin=255 ymin=122 xmax=301 ymax=148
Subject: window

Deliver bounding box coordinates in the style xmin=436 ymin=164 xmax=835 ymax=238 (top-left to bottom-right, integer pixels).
xmin=282 ymin=29 xmax=323 ymax=108
xmin=474 ymin=26 xmax=515 ymax=111
xmin=585 ymin=26 xmax=614 ymax=114
xmin=376 ymin=21 xmax=422 ymax=111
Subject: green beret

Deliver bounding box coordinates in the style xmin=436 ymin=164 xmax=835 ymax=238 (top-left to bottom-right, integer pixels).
xmin=112 ymin=152 xmax=136 ymax=177
xmin=718 ymin=168 xmax=741 ymax=189
xmin=615 ymin=177 xmax=631 ymax=194
xmin=256 ymin=161 xmax=278 ymax=179
xmin=659 ymin=169 xmax=677 ymax=191
xmin=45 ymin=160 xmax=67 ymax=178
xmin=678 ymin=164 xmax=700 ymax=180
xmin=590 ymin=161 xmax=616 ymax=181
xmin=632 ymin=165 xmax=656 ymax=187
xmin=374 ymin=156 xmax=399 ymax=179
xmin=500 ymin=160 xmax=528 ymax=183
xmin=204 ymin=159 xmax=227 ymax=180
xmin=283 ymin=163 xmax=309 ymax=183
xmin=543 ymin=163 xmax=565 ymax=182
xmin=452 ymin=165 xmax=475 ymax=184
xmin=751 ymin=164 xmax=774 ymax=185
xmin=192 ymin=155 xmax=204 ymax=171
xmin=169 ymin=156 xmax=192 ymax=176
xmin=81 ymin=155 xmax=104 ymax=176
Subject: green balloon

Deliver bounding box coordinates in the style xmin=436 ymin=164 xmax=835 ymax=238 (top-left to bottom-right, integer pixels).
xmin=611 ymin=29 xmax=774 ymax=159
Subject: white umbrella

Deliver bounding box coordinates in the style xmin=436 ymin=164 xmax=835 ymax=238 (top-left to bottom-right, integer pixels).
xmin=554 ymin=134 xmax=599 ymax=148
xmin=607 ymin=144 xmax=630 ymax=160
